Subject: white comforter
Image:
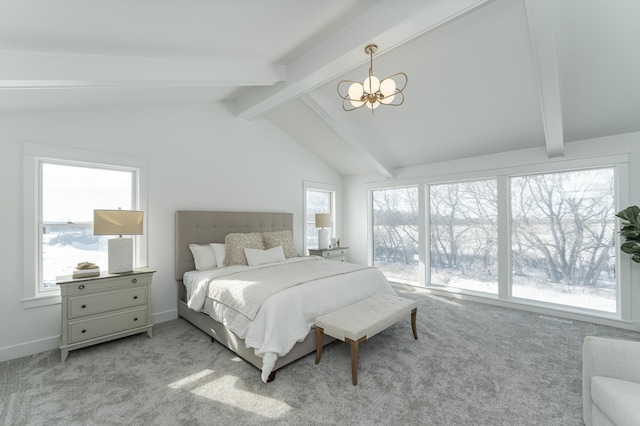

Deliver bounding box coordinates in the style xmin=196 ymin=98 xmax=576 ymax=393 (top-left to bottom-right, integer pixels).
xmin=184 ymin=257 xmax=396 ymax=382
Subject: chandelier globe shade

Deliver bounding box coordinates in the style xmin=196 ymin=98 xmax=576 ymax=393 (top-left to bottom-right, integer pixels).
xmin=337 ymin=44 xmax=407 ymax=112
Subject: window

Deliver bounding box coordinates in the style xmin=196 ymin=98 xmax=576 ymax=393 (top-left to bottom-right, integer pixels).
xmin=372 ymin=187 xmax=419 ymax=284
xmin=511 ymin=168 xmax=616 ymax=312
xmin=40 ymin=163 xmax=136 ymax=289
xmin=430 ymin=180 xmax=498 ymax=294
xmin=23 ymin=143 xmax=147 ymax=308
xmin=367 ymin=155 xmax=627 ymax=321
xmin=304 ymin=182 xmax=336 ymax=252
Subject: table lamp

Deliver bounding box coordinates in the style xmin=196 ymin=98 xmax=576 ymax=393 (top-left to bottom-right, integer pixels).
xmin=94 ymin=209 xmax=144 ymax=273
xmin=315 ymin=213 xmax=332 ymax=250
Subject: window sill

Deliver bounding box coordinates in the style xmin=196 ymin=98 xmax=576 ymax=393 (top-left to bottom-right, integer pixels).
xmin=22 ymin=294 xmax=61 ymax=309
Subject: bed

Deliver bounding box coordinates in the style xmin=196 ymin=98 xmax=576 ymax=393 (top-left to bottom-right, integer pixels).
xmin=175 ymin=211 xmax=396 ymax=382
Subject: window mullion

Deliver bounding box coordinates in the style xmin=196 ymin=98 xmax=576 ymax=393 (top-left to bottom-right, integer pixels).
xmin=616 ymin=162 xmax=631 ymax=321
xmin=420 ymin=183 xmax=429 ymax=287
xmin=497 ymin=175 xmax=511 ymax=300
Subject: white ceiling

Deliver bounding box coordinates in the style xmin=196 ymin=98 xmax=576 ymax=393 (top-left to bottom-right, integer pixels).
xmin=1 ymin=0 xmax=639 ymax=178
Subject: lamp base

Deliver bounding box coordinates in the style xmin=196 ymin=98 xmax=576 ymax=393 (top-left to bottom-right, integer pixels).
xmin=108 ymin=237 xmax=133 ymax=274
xmin=318 ymin=228 xmax=329 ymax=250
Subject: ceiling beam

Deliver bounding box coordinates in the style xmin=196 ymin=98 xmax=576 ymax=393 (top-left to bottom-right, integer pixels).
xmin=233 ymin=0 xmax=491 ymax=120
xmin=0 ymin=50 xmax=285 ymax=88
xmin=524 ymin=0 xmax=565 ymax=158
xmin=302 ymin=93 xmax=395 ymax=179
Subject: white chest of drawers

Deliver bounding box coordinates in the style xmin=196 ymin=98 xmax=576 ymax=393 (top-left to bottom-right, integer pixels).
xmin=57 ymin=268 xmax=154 ymax=362
xmin=308 ymin=247 xmax=349 ymax=262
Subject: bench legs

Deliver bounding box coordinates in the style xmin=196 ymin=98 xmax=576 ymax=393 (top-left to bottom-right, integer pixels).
xmin=318 ymin=329 xmax=368 ymax=386
xmin=411 ymin=308 xmax=418 ymax=340
xmin=315 ymin=326 xmax=324 ymax=364
xmin=315 ymin=308 xmax=418 ymax=386
xmin=346 ymin=336 xmax=367 ymax=385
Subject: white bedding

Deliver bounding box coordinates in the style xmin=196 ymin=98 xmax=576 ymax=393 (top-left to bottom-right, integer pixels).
xmin=184 ymin=257 xmax=396 ymax=382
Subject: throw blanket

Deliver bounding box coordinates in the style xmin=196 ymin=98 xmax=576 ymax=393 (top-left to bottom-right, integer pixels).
xmin=209 ymin=258 xmax=371 ymax=320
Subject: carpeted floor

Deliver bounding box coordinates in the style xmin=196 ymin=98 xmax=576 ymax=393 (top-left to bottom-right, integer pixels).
xmin=2 ymin=286 xmax=639 ymax=426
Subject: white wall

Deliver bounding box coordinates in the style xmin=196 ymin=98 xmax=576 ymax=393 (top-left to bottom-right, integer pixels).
xmin=344 ymin=132 xmax=640 ymax=328
xmin=0 ymin=102 xmax=341 ymax=361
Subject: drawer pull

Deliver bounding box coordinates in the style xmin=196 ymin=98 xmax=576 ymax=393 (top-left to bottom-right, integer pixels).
xmin=131 ymin=278 xmax=137 ymax=284
xmin=79 ymin=284 xmax=85 ymax=290
xmin=134 ymin=296 xmax=138 ymax=300
xmin=81 ymin=304 xmax=87 ymax=309
xmin=133 ymin=317 xmax=138 ymax=322
xmin=81 ymin=329 xmax=87 ymax=333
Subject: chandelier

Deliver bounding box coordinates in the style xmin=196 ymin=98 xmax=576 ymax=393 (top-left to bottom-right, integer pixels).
xmin=337 ymin=44 xmax=408 ymax=112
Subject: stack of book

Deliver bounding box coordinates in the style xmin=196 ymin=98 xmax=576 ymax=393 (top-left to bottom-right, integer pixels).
xmin=72 ymin=262 xmax=100 ymax=279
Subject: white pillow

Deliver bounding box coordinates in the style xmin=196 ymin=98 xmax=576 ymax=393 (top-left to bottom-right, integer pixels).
xmin=209 ymin=243 xmax=226 ymax=268
xmin=244 ymin=245 xmax=286 ymax=267
xmin=189 ymin=244 xmax=217 ymax=271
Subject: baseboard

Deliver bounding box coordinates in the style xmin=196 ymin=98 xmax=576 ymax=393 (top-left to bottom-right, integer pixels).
xmin=0 ymin=309 xmax=179 ymax=364
xmin=152 ymin=308 xmax=178 ymax=324
xmin=392 ymin=283 xmax=640 ymax=332
xmin=0 ymin=335 xmax=59 ymax=363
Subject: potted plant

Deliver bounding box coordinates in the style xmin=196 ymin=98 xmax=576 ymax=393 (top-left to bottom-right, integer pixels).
xmin=616 ymin=205 xmax=640 ymax=263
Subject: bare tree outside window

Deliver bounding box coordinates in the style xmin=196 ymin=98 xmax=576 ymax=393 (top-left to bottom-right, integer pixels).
xmin=430 ymin=180 xmax=498 ymax=293
xmin=511 ymin=168 xmax=616 ymax=312
xmin=372 ymin=187 xmax=419 ymax=284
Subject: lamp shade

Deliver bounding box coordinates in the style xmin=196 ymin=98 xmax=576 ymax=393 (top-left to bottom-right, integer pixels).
xmin=94 ymin=210 xmax=144 ymax=236
xmin=315 ymin=213 xmax=332 ymax=228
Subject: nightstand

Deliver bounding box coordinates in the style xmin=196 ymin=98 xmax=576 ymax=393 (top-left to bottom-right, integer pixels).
xmin=56 ymin=267 xmax=155 ymax=362
xmin=308 ymin=247 xmax=349 ymax=262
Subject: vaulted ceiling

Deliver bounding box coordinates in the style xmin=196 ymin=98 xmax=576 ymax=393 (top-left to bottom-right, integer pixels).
xmin=1 ymin=0 xmax=639 ymax=178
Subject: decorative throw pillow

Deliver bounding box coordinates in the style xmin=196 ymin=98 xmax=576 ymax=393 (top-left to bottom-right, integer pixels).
xmin=244 ymin=246 xmax=286 ymax=267
xmin=223 ymin=232 xmax=265 ymax=266
xmin=188 ymin=244 xmax=217 ymax=271
xmin=209 ymin=243 xmax=227 ymax=268
xmin=262 ymin=230 xmax=298 ymax=258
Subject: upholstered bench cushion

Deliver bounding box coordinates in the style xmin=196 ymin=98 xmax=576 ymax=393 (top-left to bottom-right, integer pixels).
xmin=591 ymin=376 xmax=640 ymax=425
xmin=316 ymin=293 xmax=417 ymax=341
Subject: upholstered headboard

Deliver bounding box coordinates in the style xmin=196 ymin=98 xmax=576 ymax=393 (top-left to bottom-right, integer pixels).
xmin=175 ymin=211 xmax=294 ymax=281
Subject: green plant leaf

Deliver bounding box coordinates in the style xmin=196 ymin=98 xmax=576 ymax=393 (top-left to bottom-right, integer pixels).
xmin=617 ymin=206 xmax=640 ymax=263
xmin=617 ymin=205 xmax=640 ymax=223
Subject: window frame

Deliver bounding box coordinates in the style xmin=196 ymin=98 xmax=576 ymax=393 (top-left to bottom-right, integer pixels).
xmin=508 ymin=167 xmax=618 ymax=312
xmin=366 ymin=153 xmax=630 ymax=323
xmin=22 ymin=143 xmax=148 ymax=308
xmin=303 ymin=181 xmax=337 ymax=254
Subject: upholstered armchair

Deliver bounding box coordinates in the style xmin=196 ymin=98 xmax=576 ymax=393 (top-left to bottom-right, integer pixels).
xmin=582 ymin=336 xmax=640 ymax=426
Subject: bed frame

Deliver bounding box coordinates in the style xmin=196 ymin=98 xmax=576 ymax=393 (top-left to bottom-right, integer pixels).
xmin=175 ymin=210 xmax=331 ymax=380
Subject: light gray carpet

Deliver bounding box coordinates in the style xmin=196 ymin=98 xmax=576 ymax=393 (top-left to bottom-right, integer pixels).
xmin=2 ymin=286 xmax=639 ymax=426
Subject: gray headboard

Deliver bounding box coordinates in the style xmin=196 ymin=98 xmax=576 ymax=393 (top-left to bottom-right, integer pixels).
xmin=175 ymin=211 xmax=294 ymax=281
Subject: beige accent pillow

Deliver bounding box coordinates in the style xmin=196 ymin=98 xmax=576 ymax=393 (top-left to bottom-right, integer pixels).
xmin=262 ymin=230 xmax=298 ymax=258
xmin=223 ymin=233 xmax=265 ymax=266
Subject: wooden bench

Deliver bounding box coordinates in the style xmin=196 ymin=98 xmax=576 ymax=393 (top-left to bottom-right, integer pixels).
xmin=314 ymin=293 xmax=418 ymax=385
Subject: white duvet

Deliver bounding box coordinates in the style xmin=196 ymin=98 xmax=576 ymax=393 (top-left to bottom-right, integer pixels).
xmin=184 ymin=257 xmax=396 ymax=382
